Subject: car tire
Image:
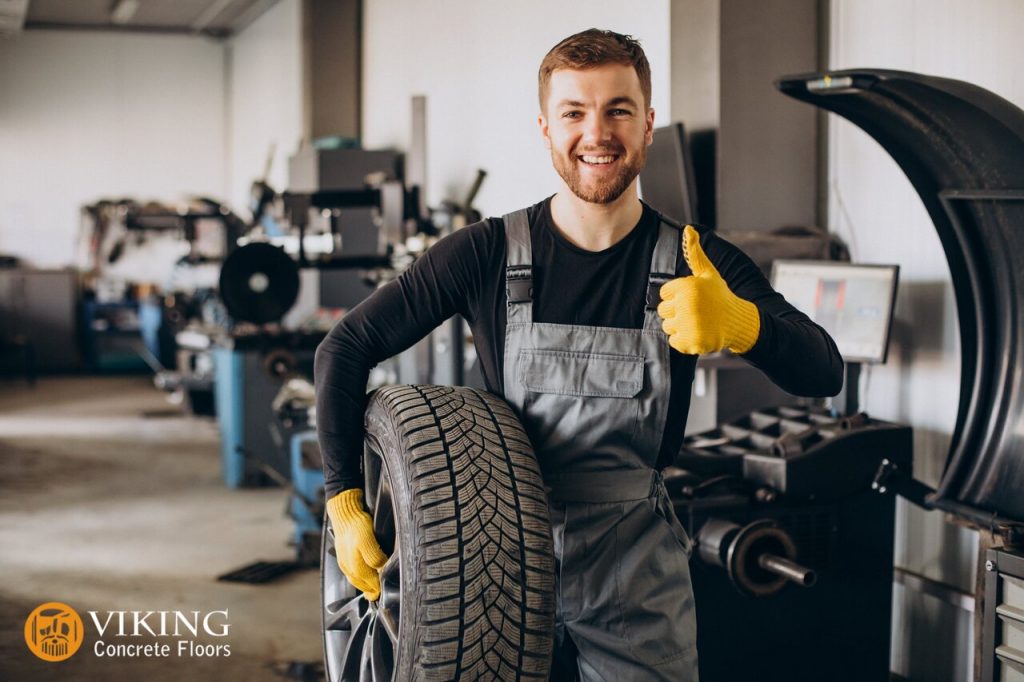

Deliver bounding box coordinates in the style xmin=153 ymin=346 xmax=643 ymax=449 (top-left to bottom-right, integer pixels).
xmin=321 ymin=384 xmax=555 ymax=681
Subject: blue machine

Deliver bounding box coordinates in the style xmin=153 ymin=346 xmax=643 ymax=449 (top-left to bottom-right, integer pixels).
xmin=290 ymin=430 xmax=325 ymax=565
xmin=212 ymin=338 xmax=319 ymax=488
xmin=213 ymin=347 xmax=247 ymax=488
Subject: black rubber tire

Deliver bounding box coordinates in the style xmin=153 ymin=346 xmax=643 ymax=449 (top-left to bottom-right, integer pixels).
xmin=322 ymin=385 xmax=555 ymax=681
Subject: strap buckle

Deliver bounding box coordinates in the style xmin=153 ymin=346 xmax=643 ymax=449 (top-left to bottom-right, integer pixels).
xmin=646 ymin=272 xmax=674 ymax=310
xmin=506 ymin=265 xmax=533 ymax=304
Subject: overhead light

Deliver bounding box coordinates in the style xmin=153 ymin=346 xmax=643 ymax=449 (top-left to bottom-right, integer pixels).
xmin=0 ymin=0 xmax=29 ymax=37
xmin=192 ymin=0 xmax=235 ymax=32
xmin=806 ymin=74 xmax=855 ymax=94
xmin=110 ymin=0 xmax=140 ymax=25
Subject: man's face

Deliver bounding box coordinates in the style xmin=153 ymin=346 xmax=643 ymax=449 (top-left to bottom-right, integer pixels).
xmin=539 ymin=64 xmax=655 ymax=205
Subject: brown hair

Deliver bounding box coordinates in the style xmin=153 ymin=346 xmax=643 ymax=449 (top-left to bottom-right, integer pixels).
xmin=538 ymin=28 xmax=652 ymax=111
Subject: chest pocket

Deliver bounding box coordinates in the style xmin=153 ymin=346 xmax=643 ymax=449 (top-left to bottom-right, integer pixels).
xmin=518 ymin=349 xmax=643 ymax=398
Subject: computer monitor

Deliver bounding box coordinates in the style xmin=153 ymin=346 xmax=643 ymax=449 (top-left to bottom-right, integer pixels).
xmin=639 ymin=122 xmax=699 ymax=225
xmin=770 ymin=260 xmax=899 ymax=364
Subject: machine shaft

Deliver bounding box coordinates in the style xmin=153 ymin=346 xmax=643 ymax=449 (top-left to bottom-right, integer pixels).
xmin=758 ymin=553 xmax=816 ymax=587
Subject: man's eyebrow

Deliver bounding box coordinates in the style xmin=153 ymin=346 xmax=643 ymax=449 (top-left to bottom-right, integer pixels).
xmin=554 ymin=96 xmax=640 ymax=109
xmin=606 ymin=96 xmax=639 ymax=108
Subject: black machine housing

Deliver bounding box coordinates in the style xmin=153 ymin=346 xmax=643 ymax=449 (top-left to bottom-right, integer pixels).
xmin=672 ymin=406 xmax=912 ymax=681
xmin=777 ymin=68 xmax=1024 ymax=530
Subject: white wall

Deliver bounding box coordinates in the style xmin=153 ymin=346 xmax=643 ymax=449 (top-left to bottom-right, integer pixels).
xmin=829 ymin=1 xmax=1024 ymax=679
xmin=0 ymin=2 xmax=666 ymax=265
xmin=0 ymin=31 xmax=226 ymax=268
xmin=362 ymin=0 xmax=671 ymax=217
xmin=227 ymin=0 xmax=305 ymax=217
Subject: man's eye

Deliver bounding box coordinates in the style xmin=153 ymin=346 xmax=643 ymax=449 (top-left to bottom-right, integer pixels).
xmin=562 ymin=111 xmax=581 ymax=119
xmin=610 ymin=109 xmax=632 ymax=116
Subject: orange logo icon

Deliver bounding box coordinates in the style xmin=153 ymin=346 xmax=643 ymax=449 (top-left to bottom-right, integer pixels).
xmin=24 ymin=602 xmax=84 ymax=661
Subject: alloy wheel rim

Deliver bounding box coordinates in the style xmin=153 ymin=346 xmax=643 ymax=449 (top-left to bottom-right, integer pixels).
xmin=323 ymin=445 xmax=400 ymax=682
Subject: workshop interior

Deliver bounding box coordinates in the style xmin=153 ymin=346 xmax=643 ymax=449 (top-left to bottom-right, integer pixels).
xmin=1 ymin=1 xmax=1022 ymax=681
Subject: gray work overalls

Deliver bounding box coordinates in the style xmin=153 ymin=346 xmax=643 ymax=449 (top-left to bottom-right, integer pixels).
xmin=501 ymin=209 xmax=699 ymax=681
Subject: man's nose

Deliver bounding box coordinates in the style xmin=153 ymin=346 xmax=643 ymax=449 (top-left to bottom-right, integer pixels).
xmin=581 ymin=114 xmax=611 ymax=144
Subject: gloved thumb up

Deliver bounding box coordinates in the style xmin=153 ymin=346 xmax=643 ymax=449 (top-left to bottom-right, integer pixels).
xmin=681 ymin=222 xmax=717 ymax=278
xmin=325 ymin=488 xmax=388 ymax=600
xmin=657 ymin=225 xmax=760 ymax=355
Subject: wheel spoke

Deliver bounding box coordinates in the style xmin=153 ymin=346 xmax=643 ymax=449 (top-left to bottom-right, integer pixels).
xmin=342 ymin=610 xmax=371 ymax=681
xmin=324 ymin=594 xmax=365 ymax=631
xmin=379 ymin=605 xmax=399 ymax=648
xmin=324 ymin=522 xmax=337 ymax=557
xmin=323 ymin=541 xmax=357 ymax=610
xmin=370 ymin=616 xmax=395 ymax=680
xmin=379 ymin=549 xmax=400 ymax=582
xmin=358 ymin=621 xmax=373 ymax=682
xmin=378 ymin=541 xmax=401 ymax=654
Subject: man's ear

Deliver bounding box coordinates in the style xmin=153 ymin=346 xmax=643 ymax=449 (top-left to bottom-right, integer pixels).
xmin=538 ymin=113 xmax=552 ymax=150
xmin=645 ymin=108 xmax=656 ymax=146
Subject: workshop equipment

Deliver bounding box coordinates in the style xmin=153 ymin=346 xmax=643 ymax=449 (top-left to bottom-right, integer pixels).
xmin=288 ymin=145 xmax=403 ymax=311
xmin=213 ymin=336 xmax=317 ymax=488
xmin=218 ymin=242 xmax=302 ymax=326
xmin=0 ymin=267 xmax=78 ymax=375
xmin=269 ymin=375 xmax=325 ymax=565
xmin=288 ymin=431 xmax=324 ymax=566
xmin=667 ymin=254 xmax=907 ymax=680
xmin=206 ymin=146 xmax=409 ymax=488
xmin=78 ymin=197 xmax=245 ymax=278
xmin=674 ymin=407 xmax=913 ymax=681
xmin=779 ymin=70 xmax=1024 ymax=677
xmin=981 ymin=546 xmax=1024 ymax=681
xmin=777 ymin=68 xmax=1024 ymax=535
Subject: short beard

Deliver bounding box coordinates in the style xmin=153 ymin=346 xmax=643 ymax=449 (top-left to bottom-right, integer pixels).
xmin=551 ymin=145 xmax=646 ymax=204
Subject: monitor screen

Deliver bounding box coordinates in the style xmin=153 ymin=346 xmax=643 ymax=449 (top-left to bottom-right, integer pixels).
xmin=639 ymin=122 xmax=699 ymax=225
xmin=770 ymin=260 xmax=899 ymax=364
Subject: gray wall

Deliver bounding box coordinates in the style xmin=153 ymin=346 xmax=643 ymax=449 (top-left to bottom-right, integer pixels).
xmin=304 ymin=0 xmax=361 ymax=140
xmin=669 ymin=0 xmax=719 ymax=131
xmin=718 ymin=0 xmax=822 ymax=232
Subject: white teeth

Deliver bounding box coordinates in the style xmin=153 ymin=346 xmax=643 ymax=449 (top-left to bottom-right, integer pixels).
xmin=580 ymin=155 xmax=616 ymax=164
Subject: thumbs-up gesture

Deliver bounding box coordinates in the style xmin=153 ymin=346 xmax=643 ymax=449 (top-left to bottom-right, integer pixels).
xmin=657 ymin=225 xmax=761 ymax=355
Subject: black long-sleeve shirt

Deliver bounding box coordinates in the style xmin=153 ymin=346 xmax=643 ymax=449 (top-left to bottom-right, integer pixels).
xmin=315 ymin=197 xmax=844 ymax=497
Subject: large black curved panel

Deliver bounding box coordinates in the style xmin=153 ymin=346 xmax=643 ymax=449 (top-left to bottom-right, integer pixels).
xmin=776 ymin=69 xmax=1024 ymax=522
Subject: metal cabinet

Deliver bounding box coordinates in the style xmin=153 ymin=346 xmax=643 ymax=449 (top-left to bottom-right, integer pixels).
xmin=983 ymin=548 xmax=1024 ymax=682
xmin=0 ymin=268 xmax=79 ymax=372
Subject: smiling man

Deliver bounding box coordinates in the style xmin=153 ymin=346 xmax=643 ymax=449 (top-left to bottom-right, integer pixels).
xmin=315 ymin=29 xmax=843 ymax=680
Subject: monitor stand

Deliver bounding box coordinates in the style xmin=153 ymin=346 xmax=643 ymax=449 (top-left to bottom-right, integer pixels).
xmin=832 ymin=361 xmax=861 ymax=417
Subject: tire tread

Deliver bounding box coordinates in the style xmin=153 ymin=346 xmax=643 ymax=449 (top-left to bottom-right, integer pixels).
xmin=366 ymin=384 xmax=555 ymax=681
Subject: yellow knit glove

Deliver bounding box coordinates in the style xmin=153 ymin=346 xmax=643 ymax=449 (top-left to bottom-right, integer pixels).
xmin=325 ymin=489 xmax=388 ymax=600
xmin=657 ymin=225 xmax=761 ymax=355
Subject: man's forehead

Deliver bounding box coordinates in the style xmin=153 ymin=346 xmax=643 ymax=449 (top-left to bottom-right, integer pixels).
xmin=547 ymin=64 xmax=643 ymax=103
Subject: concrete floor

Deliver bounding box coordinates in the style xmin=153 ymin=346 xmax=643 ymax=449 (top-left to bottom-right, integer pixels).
xmin=0 ymin=376 xmax=323 ymax=681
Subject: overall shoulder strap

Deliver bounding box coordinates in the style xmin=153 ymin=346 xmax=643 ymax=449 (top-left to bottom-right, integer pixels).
xmin=647 ymin=212 xmax=679 ymax=296
xmin=502 ymin=209 xmax=533 ymax=323
xmin=644 ymin=219 xmax=683 ymax=330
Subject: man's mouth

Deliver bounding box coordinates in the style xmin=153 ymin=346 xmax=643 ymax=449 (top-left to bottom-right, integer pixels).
xmin=578 ymin=154 xmax=620 ymax=166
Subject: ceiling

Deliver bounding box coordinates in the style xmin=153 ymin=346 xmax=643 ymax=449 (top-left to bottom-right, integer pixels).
xmin=5 ymin=0 xmax=280 ymax=39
